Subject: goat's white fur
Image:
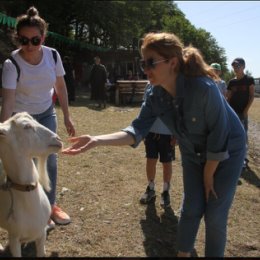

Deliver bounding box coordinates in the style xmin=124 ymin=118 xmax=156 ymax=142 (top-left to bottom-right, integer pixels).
xmin=0 ymin=112 xmax=62 ymax=257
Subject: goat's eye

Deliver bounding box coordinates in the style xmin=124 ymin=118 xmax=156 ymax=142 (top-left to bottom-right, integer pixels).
xmin=24 ymin=123 xmax=32 ymax=130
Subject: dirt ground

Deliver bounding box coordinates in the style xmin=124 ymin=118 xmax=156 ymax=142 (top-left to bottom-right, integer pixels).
xmin=0 ymin=92 xmax=259 ymax=258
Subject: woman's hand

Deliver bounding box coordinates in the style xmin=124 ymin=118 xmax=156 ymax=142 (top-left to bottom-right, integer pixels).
xmin=64 ymin=117 xmax=75 ymax=137
xmin=203 ymin=160 xmax=219 ymax=202
xmin=203 ymin=172 xmax=218 ymax=202
xmin=62 ymin=131 xmax=135 ymax=156
xmin=62 ymin=135 xmax=97 ymax=155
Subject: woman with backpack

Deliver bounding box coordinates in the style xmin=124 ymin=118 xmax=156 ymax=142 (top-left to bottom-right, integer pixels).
xmin=0 ymin=6 xmax=75 ymax=231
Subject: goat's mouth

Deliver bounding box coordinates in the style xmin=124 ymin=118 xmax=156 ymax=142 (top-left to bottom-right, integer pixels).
xmin=49 ymin=142 xmax=63 ymax=150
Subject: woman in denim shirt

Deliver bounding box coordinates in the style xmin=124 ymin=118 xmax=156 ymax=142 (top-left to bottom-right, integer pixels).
xmin=63 ymin=32 xmax=246 ymax=257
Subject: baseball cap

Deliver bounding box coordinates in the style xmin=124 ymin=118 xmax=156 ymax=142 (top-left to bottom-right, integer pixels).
xmin=210 ymin=63 xmax=221 ymax=71
xmin=231 ymin=58 xmax=245 ymax=67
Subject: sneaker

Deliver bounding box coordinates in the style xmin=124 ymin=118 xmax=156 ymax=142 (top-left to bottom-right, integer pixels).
xmin=160 ymin=190 xmax=171 ymax=208
xmin=140 ymin=186 xmax=156 ymax=204
xmin=243 ymin=158 xmax=249 ymax=169
xmin=51 ymin=205 xmax=71 ymax=225
xmin=46 ymin=219 xmax=55 ymax=232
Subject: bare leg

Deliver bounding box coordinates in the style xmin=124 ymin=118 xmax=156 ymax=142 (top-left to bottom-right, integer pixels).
xmin=160 ymin=162 xmax=172 ymax=208
xmin=146 ymin=158 xmax=158 ymax=184
xmin=140 ymin=158 xmax=157 ymax=204
xmin=162 ymin=162 xmax=172 ymax=187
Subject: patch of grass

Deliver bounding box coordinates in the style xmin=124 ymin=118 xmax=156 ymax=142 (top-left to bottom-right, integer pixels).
xmin=0 ymin=92 xmax=259 ymax=257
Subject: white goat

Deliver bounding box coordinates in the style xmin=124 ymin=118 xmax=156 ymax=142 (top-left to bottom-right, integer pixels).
xmin=0 ymin=112 xmax=62 ymax=257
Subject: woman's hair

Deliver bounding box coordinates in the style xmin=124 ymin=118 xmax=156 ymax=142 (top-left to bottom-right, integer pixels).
xmin=16 ymin=6 xmax=48 ymax=36
xmin=140 ymin=32 xmax=184 ymax=72
xmin=140 ymin=32 xmax=217 ymax=80
xmin=183 ymin=45 xmax=218 ymax=80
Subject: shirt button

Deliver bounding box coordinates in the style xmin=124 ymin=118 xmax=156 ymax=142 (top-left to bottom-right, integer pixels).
xmin=197 ymin=153 xmax=201 ymax=156
xmin=192 ymin=117 xmax=196 ymax=122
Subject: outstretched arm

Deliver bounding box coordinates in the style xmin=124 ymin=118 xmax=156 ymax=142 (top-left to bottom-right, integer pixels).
xmin=62 ymin=131 xmax=135 ymax=155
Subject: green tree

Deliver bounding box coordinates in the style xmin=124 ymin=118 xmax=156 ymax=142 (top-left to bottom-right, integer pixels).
xmin=163 ymin=12 xmax=227 ymax=72
xmin=0 ymin=0 xmax=228 ymax=66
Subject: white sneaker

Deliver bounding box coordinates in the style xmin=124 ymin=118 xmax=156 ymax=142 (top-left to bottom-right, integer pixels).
xmin=139 ymin=186 xmax=156 ymax=204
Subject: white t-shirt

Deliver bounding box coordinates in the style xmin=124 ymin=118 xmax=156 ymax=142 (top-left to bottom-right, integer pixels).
xmin=150 ymin=117 xmax=172 ymax=135
xmin=2 ymin=45 xmax=65 ymax=114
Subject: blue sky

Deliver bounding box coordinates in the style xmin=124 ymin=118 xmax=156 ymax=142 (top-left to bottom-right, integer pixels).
xmin=175 ymin=1 xmax=260 ymax=77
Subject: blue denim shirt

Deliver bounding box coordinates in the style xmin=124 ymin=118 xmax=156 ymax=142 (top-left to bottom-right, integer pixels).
xmin=123 ymin=74 xmax=246 ymax=165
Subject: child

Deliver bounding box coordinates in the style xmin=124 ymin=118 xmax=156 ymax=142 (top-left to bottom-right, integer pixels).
xmin=140 ymin=115 xmax=175 ymax=208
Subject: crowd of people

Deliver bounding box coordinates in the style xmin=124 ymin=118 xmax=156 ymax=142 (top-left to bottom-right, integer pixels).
xmin=0 ymin=5 xmax=256 ymax=258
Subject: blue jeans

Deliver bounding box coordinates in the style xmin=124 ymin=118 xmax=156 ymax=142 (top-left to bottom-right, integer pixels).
xmin=32 ymin=105 xmax=57 ymax=206
xmin=177 ymin=146 xmax=245 ymax=257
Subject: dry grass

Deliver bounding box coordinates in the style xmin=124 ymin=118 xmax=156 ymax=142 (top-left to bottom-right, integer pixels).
xmin=0 ymin=92 xmax=259 ymax=257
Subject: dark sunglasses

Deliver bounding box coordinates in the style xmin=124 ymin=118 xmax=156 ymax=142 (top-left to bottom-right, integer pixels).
xmin=232 ymin=64 xmax=242 ymax=69
xmin=18 ymin=36 xmax=42 ymax=46
xmin=139 ymin=58 xmax=168 ymax=71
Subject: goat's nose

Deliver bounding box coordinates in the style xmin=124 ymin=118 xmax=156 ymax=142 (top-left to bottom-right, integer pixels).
xmin=54 ymin=135 xmax=63 ymax=147
xmin=56 ymin=135 xmax=62 ymax=142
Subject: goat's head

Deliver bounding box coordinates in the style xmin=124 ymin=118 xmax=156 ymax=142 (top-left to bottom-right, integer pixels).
xmin=0 ymin=112 xmax=62 ymax=157
xmin=0 ymin=112 xmax=63 ymax=191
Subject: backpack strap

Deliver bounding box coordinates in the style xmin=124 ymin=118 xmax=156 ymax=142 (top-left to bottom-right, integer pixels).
xmin=52 ymin=49 xmax=57 ymax=64
xmin=9 ymin=56 xmax=20 ymax=82
xmin=9 ymin=49 xmax=57 ymax=82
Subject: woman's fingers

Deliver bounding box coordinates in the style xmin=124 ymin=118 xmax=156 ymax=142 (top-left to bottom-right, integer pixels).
xmin=206 ymin=187 xmax=218 ymax=202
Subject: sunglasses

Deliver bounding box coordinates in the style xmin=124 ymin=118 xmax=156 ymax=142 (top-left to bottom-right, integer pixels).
xmin=232 ymin=64 xmax=242 ymax=69
xmin=18 ymin=36 xmax=42 ymax=46
xmin=139 ymin=58 xmax=168 ymax=71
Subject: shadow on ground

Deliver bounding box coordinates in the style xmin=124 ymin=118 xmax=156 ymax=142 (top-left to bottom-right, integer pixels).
xmin=140 ymin=198 xmax=179 ymax=257
xmin=240 ymin=166 xmax=260 ymax=188
xmin=0 ymin=233 xmax=59 ymax=257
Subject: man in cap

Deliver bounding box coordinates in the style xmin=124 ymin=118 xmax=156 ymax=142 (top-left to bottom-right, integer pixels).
xmin=227 ymin=58 xmax=255 ymax=169
xmin=210 ymin=63 xmax=227 ymax=97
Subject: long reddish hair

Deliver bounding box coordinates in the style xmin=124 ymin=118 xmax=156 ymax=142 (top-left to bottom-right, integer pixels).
xmin=140 ymin=32 xmax=218 ymax=80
